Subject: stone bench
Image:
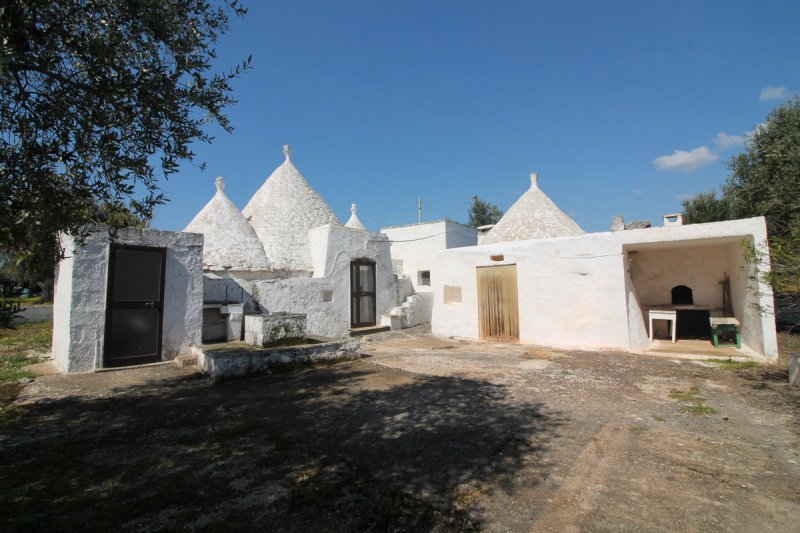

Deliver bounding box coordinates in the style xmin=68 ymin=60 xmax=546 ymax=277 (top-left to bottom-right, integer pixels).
xmin=709 ymin=317 xmax=741 ymax=349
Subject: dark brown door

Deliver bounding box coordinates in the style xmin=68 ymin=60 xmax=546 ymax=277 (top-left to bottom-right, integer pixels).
xmin=351 ymin=260 xmax=376 ymax=328
xmin=104 ymin=245 xmax=166 ymax=367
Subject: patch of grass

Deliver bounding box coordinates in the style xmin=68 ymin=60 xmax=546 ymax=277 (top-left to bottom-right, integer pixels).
xmin=0 ymin=321 xmax=52 ymax=353
xmin=0 ymin=322 xmax=50 ymax=408
xmin=707 ymin=358 xmax=759 ymax=369
xmin=652 ymin=414 xmax=666 ymax=422
xmin=670 ymin=386 xmax=719 ymax=416
xmin=682 ymin=402 xmax=719 ymax=416
xmin=669 ymin=386 xmax=701 ymax=402
xmin=0 ymin=354 xmax=38 ymax=382
xmin=561 ymin=370 xmax=573 ymax=376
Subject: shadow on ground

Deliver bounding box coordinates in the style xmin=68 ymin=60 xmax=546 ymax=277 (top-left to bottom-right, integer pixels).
xmin=0 ymin=362 xmax=564 ymax=531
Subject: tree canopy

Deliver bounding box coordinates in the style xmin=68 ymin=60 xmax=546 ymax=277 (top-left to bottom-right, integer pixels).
xmin=681 ymin=191 xmax=731 ymax=225
xmin=724 ymin=97 xmax=800 ymax=239
xmin=467 ymin=195 xmax=504 ymax=227
xmin=0 ymin=0 xmax=249 ymax=272
xmin=681 ymin=96 xmax=800 ymax=238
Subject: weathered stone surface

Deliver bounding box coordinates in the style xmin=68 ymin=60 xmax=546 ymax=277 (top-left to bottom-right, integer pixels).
xmin=242 ymin=146 xmax=340 ymax=273
xmin=184 ymin=177 xmax=270 ymax=272
xmin=482 ymin=172 xmax=584 ymax=244
xmin=200 ymin=337 xmax=361 ymax=381
xmin=344 ymin=203 xmax=367 ymax=230
xmin=244 ymin=313 xmax=306 ymax=347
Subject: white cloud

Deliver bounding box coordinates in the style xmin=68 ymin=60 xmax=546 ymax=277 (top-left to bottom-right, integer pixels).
xmin=675 ymin=193 xmax=695 ymax=201
xmin=759 ymin=85 xmax=789 ymax=102
xmin=653 ymin=146 xmax=718 ymax=171
xmin=632 ymin=188 xmax=643 ymax=196
xmin=714 ymin=132 xmax=745 ymax=150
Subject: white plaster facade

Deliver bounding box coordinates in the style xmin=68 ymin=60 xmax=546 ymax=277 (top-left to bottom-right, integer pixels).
xmin=203 ymin=224 xmax=395 ymax=338
xmin=381 ymin=220 xmax=477 ymax=293
xmin=431 ymin=217 xmax=778 ymax=359
xmin=52 ymin=228 xmax=203 ymax=373
xmin=183 ymin=147 xmax=398 ymax=340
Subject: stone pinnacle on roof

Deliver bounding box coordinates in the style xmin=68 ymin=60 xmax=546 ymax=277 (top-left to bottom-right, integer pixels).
xmin=482 ymin=171 xmax=585 ymax=244
xmin=345 ymin=203 xmax=367 ymax=231
xmin=184 ymin=176 xmax=271 ymax=271
xmin=242 ymin=145 xmax=341 ymax=272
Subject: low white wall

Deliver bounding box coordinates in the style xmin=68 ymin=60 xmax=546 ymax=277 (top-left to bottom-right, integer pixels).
xmin=52 ymin=228 xmax=203 ymax=372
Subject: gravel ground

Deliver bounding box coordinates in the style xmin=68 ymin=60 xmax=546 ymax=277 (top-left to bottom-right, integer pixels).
xmin=1 ymin=327 xmax=798 ymax=532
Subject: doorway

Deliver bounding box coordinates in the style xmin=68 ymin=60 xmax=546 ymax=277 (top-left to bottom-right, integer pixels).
xmin=351 ymin=260 xmax=376 ymax=327
xmin=104 ymin=245 xmax=166 ymax=367
xmin=476 ymin=264 xmax=519 ymax=341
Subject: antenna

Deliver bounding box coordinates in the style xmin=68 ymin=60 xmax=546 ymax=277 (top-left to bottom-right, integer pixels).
xmin=418 ymin=196 xmax=422 ymax=224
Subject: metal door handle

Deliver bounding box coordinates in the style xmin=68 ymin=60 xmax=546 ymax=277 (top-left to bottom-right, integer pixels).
xmin=144 ymin=302 xmax=156 ymax=308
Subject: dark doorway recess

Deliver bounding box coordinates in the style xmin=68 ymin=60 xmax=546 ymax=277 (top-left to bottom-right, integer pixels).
xmin=104 ymin=245 xmax=166 ymax=367
xmin=351 ymin=260 xmax=376 ymax=328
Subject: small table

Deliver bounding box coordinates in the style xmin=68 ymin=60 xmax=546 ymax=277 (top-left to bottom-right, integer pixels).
xmin=649 ymin=309 xmax=677 ymax=343
xmin=709 ymin=317 xmax=741 ymax=348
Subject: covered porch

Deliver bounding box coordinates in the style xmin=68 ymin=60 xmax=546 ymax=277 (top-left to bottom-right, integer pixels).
xmin=624 ymin=235 xmax=767 ymax=358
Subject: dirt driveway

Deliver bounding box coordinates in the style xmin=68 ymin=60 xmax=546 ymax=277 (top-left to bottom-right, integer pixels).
xmin=1 ymin=328 xmax=799 ymax=532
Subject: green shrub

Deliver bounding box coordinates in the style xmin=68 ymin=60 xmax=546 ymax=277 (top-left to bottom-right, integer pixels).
xmin=0 ymin=300 xmax=25 ymax=328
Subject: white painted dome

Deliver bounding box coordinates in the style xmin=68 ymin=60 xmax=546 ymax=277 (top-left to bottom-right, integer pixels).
xmin=184 ymin=177 xmax=271 ymax=271
xmin=345 ymin=203 xmax=367 ymax=231
xmin=242 ymin=146 xmax=340 ymax=272
xmin=482 ymin=172 xmax=585 ymax=244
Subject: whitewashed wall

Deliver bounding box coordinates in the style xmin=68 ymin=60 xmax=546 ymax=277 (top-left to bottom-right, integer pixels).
xmin=381 ymin=220 xmax=476 ymax=293
xmin=52 ymin=228 xmax=203 ymax=373
xmin=204 ymin=224 xmax=396 ymax=339
xmin=431 ymin=217 xmax=778 ymax=359
xmin=629 ymin=243 xmax=732 ymax=307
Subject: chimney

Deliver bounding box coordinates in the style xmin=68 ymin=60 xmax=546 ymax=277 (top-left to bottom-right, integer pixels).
xmin=663 ymin=213 xmax=683 ymax=227
xmin=611 ymin=215 xmax=625 ymax=231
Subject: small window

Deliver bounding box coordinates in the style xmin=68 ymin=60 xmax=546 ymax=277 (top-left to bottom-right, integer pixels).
xmin=418 ymin=271 xmax=431 ymax=286
xmin=444 ymin=285 xmax=462 ymax=305
xmin=322 ymin=290 xmax=333 ymax=303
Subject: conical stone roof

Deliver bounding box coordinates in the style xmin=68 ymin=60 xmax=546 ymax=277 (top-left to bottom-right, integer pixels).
xmin=482 ymin=172 xmax=585 ymax=244
xmin=184 ymin=177 xmax=271 ymax=271
xmin=345 ymin=203 xmax=367 ymax=231
xmin=242 ymin=146 xmax=340 ymax=272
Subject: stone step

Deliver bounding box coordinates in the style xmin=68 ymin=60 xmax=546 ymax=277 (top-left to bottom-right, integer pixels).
xmin=172 ymin=354 xmax=198 ymax=368
xmin=348 ymin=325 xmax=391 ymax=337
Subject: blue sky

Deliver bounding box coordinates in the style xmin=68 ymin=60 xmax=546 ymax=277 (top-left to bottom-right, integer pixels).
xmin=152 ymin=0 xmax=800 ymax=233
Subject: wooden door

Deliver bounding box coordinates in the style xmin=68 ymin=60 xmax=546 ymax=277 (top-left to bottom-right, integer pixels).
xmin=477 ymin=264 xmax=519 ymax=341
xmin=351 ymin=260 xmax=376 ymax=327
xmin=104 ymin=245 xmax=166 ymax=367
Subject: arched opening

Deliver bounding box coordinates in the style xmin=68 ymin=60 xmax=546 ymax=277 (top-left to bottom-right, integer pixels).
xmin=671 ymin=285 xmax=693 ymax=305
